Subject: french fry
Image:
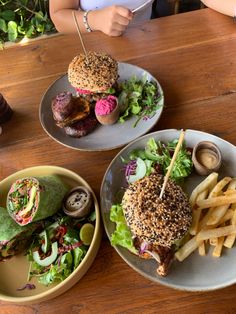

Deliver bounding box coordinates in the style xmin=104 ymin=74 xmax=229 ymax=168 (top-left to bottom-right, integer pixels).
xmin=207 ymin=205 xmax=230 ymax=226
xmin=214 ymin=209 xmax=234 ymax=226
xmin=209 ymin=237 xmax=218 ymax=246
xmin=197 ymin=208 xmax=233 ymax=242
xmin=198 ymin=209 xmax=233 ymax=243
xmin=230 ymin=203 xmax=236 ymax=220
xmin=175 ymin=236 xmax=201 ymax=262
xmin=224 ymin=204 xmax=236 ymax=248
xmin=224 ymin=190 xmax=236 ymax=195
xmin=207 ymin=179 xmax=236 ymax=226
xmin=197 ymin=204 xmax=232 ymax=230
xmin=198 ymin=241 xmax=206 ymax=256
xmin=190 ymin=189 xmax=208 ymax=235
xmin=198 ymin=207 xmax=215 ymax=229
xmin=177 ymin=176 xmax=236 ymax=262
xmin=223 ymin=233 xmax=236 ymax=248
xmin=196 ymin=177 xmax=233 ymax=228
xmin=196 ymin=195 xmax=236 ymax=210
xmin=208 ymin=177 xmax=232 ymax=198
xmin=189 ymin=172 xmax=218 ymax=206
xmin=212 ymin=236 xmax=225 ymax=257
xmin=197 ymin=225 xmax=236 ymax=242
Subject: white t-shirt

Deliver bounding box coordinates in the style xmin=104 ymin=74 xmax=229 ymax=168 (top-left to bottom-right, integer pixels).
xmin=79 ymin=0 xmax=153 ymax=22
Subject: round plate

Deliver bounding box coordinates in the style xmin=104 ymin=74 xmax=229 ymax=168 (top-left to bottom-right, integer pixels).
xmin=0 ymin=166 xmax=102 ymax=304
xmin=100 ymin=129 xmax=236 ymax=291
xmin=39 ymin=62 xmax=164 ymax=151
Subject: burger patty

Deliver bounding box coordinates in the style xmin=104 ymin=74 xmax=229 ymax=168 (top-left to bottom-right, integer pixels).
xmin=122 ymin=173 xmax=192 ymax=248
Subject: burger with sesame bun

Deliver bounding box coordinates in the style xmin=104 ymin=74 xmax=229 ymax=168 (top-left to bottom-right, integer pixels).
xmin=120 ymin=172 xmax=192 ymax=276
xmin=68 ymin=51 xmax=119 ymax=102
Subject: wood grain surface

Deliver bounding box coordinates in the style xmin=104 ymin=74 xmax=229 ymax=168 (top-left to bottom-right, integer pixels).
xmin=0 ymin=8 xmax=236 ymax=314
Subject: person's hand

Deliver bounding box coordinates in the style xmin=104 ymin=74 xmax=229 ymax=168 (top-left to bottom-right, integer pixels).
xmin=89 ymin=5 xmax=133 ymax=36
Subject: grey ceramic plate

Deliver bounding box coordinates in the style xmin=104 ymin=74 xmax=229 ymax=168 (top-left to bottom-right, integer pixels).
xmin=100 ymin=129 xmax=236 ymax=291
xmin=39 ymin=62 xmax=164 ymax=151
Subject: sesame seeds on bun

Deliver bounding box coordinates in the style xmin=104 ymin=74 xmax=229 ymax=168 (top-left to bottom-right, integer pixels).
xmin=68 ymin=51 xmax=118 ymax=93
xmin=122 ymin=173 xmax=192 ymax=248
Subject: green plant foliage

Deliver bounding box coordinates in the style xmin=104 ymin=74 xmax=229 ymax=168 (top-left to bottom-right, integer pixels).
xmin=0 ymin=0 xmax=55 ymax=47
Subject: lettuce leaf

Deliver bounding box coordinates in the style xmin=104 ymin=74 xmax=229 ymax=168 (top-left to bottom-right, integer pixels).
xmin=36 ymin=249 xmax=86 ymax=286
xmin=110 ymin=204 xmax=137 ymax=254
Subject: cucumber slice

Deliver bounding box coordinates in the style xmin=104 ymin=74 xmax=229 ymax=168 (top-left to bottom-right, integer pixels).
xmin=33 ymin=242 xmax=58 ymax=267
xmin=128 ymin=157 xmax=147 ymax=183
xmin=40 ymin=221 xmax=59 ymax=239
xmin=41 ymin=230 xmax=51 ymax=254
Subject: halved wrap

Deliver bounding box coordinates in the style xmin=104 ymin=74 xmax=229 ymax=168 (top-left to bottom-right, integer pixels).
xmin=7 ymin=176 xmax=68 ymax=226
xmin=0 ymin=207 xmax=40 ymax=261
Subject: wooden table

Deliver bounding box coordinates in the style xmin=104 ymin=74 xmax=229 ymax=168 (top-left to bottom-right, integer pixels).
xmin=1 ymin=8 xmax=236 ymax=314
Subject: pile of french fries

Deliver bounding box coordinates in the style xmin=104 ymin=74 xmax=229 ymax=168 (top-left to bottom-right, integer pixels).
xmin=175 ymin=172 xmax=236 ymax=262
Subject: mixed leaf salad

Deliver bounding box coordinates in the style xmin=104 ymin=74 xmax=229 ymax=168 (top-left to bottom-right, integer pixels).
xmin=117 ymin=75 xmax=163 ymax=127
xmin=27 ymin=212 xmax=95 ymax=286
xmin=110 ymin=137 xmax=193 ymax=252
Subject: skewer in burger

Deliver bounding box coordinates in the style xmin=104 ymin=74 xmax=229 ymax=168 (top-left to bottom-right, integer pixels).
xmin=68 ymin=51 xmax=119 ymax=102
xmin=121 ymin=172 xmax=192 ymax=276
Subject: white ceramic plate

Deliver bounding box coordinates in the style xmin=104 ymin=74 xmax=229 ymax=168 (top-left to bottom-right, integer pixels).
xmin=0 ymin=166 xmax=101 ymax=304
xmin=100 ymin=129 xmax=236 ymax=291
xmin=39 ymin=62 xmax=164 ymax=151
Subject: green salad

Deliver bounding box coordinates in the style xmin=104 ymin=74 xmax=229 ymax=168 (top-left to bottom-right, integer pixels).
xmin=124 ymin=137 xmax=193 ymax=184
xmin=118 ymin=76 xmax=163 ymax=127
xmin=27 ymin=212 xmax=95 ymax=286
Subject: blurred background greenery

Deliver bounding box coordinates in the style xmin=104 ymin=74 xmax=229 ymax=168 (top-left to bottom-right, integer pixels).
xmin=0 ymin=0 xmax=55 ymax=47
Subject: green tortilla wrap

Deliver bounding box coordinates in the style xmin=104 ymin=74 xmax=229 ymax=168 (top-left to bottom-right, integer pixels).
xmin=0 ymin=207 xmax=40 ymax=261
xmin=7 ymin=176 xmax=68 ymax=226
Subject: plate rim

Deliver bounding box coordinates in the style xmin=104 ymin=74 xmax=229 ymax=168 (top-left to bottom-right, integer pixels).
xmin=39 ymin=62 xmax=164 ymax=152
xmin=100 ymin=128 xmax=236 ymax=292
xmin=0 ymin=165 xmax=102 ymax=304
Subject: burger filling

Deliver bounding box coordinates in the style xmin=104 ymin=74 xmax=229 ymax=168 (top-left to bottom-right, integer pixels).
xmin=121 ymin=172 xmax=192 ymax=276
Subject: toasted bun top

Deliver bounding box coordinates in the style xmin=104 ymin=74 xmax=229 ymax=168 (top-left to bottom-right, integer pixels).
xmin=122 ymin=173 xmax=192 ymax=248
xmin=68 ymin=51 xmax=118 ymax=92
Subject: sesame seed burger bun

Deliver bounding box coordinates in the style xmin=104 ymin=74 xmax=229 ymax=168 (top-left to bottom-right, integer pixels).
xmin=122 ymin=173 xmax=192 ymax=248
xmin=68 ymin=51 xmax=118 ymax=93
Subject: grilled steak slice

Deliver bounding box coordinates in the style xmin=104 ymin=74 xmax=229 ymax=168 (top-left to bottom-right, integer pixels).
xmin=64 ymin=113 xmax=98 ymax=138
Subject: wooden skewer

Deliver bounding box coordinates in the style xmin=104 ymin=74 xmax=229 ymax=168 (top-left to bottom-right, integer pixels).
xmin=159 ymin=129 xmax=185 ymax=199
xmin=72 ymin=11 xmax=88 ymax=59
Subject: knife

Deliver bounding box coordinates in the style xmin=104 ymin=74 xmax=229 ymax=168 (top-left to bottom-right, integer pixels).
xmin=132 ymin=0 xmax=153 ymax=13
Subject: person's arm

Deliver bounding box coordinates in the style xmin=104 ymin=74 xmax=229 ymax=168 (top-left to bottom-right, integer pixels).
xmin=201 ymin=0 xmax=236 ymax=17
xmin=49 ymin=0 xmax=133 ymax=36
